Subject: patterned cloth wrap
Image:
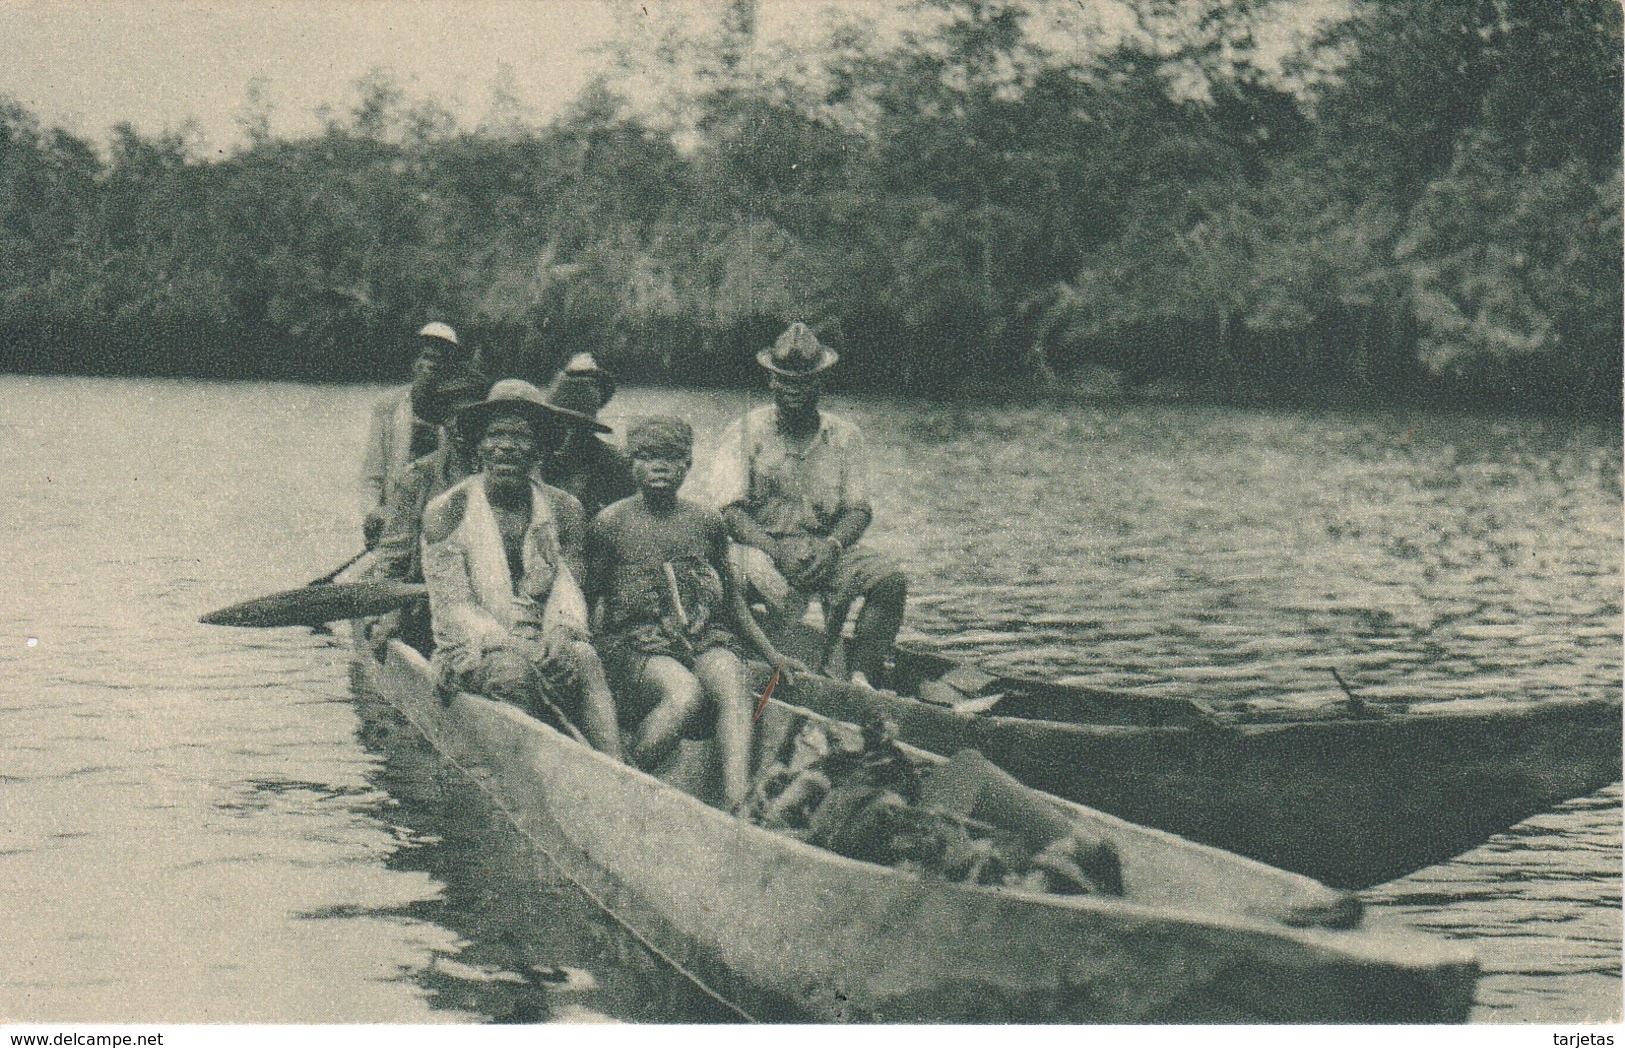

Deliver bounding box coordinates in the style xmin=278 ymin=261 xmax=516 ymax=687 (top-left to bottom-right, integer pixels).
xmin=601 ymin=554 xmax=741 ymax=679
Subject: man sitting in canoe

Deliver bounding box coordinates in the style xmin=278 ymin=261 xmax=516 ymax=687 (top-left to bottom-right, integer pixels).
xmin=373 ymin=375 xmax=613 ymax=652
xmin=584 ymin=416 xmax=804 ymax=810
xmin=705 ymin=323 xmax=908 ymax=686
xmin=359 ymin=321 xmax=485 ymax=549
xmin=421 ymin=381 xmax=621 ymax=757
xmin=366 ymin=369 xmax=491 ymax=651
xmin=540 ymin=352 xmax=638 ymax=519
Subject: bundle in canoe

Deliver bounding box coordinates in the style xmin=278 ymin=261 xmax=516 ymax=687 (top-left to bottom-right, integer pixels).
xmin=762 ymin=627 xmax=1623 ymax=890
xmin=349 ymin=628 xmax=1478 ymax=1023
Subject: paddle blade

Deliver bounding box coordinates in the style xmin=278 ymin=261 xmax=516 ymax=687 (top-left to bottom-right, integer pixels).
xmin=200 ymin=581 xmax=427 ymax=628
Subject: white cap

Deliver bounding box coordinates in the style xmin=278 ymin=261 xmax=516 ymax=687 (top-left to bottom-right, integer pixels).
xmin=417 ymin=321 xmax=459 ymax=345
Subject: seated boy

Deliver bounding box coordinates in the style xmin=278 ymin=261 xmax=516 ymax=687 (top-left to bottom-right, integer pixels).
xmin=584 ymin=416 xmax=804 ymax=810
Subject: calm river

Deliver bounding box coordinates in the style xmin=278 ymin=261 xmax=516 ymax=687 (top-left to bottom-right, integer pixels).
xmin=1 ymin=375 xmax=1618 ymax=1023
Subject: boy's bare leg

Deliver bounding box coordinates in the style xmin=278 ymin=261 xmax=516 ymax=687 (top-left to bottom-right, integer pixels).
xmin=629 ymin=655 xmax=703 ymax=769
xmin=693 ymin=647 xmax=754 ymax=811
xmin=567 ymin=640 xmax=623 ymax=760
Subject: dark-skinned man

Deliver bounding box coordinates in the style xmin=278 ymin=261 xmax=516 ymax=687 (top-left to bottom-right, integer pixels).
xmin=420 ymin=381 xmax=620 ymax=756
xmin=540 ymin=352 xmax=637 ymax=519
xmin=705 ymin=323 xmax=908 ymax=687
xmin=359 ymin=321 xmax=482 ymax=548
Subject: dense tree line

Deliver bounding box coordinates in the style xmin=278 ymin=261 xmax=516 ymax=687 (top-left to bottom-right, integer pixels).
xmin=0 ymin=0 xmax=1617 ymax=412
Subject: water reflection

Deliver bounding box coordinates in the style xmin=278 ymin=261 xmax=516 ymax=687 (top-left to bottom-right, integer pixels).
xmin=343 ymin=668 xmax=739 ymax=1023
xmin=0 ymin=377 xmax=1616 ymax=1023
xmin=1370 ymin=785 xmax=1623 ymax=1023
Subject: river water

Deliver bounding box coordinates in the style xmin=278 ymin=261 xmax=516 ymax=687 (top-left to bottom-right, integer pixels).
xmin=1 ymin=375 xmax=1618 ymax=1024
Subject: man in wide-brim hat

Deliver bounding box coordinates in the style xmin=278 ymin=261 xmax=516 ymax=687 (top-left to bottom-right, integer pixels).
xmin=540 ymin=352 xmax=637 ymax=519
xmin=359 ymin=320 xmax=484 ymax=547
xmin=420 ymin=379 xmax=621 ymax=756
xmin=703 ymin=322 xmax=908 ymax=686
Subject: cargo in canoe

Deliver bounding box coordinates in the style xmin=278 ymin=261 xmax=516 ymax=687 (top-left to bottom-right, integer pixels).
xmin=764 ymin=629 xmax=1623 ymax=890
xmin=349 ymin=633 xmax=1478 ymax=1022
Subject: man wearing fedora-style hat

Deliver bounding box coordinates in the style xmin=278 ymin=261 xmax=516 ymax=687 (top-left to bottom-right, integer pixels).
xmin=541 ymin=352 xmax=637 ymax=519
xmin=705 ymin=322 xmax=909 ymax=687
xmin=359 ymin=321 xmax=484 ymax=548
xmin=420 ymin=379 xmax=621 ymax=756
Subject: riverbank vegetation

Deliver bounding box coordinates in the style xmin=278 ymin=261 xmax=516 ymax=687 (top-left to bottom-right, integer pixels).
xmin=0 ymin=0 xmax=1617 ymax=412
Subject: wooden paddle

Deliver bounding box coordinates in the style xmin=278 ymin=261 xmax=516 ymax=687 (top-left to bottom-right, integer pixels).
xmin=200 ymin=580 xmax=426 ymax=628
xmin=307 ymin=550 xmax=370 ymax=587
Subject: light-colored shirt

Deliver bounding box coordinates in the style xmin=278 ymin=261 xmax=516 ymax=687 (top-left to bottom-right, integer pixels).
xmin=421 ymin=475 xmax=589 ymax=678
xmin=359 ymin=386 xmax=428 ymax=516
xmin=705 ymin=406 xmax=868 ymax=538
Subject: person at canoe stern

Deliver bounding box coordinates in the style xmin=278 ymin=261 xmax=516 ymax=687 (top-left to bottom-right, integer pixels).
xmin=584 ymin=416 xmax=805 ymax=810
xmin=366 ymin=369 xmax=492 ymax=651
xmin=359 ymin=321 xmax=485 ymax=548
xmin=705 ymin=323 xmax=908 ymax=686
xmin=421 ymin=381 xmax=621 ymax=757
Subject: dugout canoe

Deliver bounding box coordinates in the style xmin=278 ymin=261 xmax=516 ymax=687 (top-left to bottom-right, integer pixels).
xmin=349 ymin=634 xmax=1478 ymax=1022
xmin=757 ymin=634 xmax=1623 ymax=890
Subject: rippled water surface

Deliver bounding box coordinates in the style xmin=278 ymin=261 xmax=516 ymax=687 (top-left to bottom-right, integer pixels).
xmin=1 ymin=375 xmax=1618 ymax=1023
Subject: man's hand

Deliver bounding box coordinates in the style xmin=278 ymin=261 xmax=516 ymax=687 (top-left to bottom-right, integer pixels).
xmin=788 ymin=537 xmax=841 ymax=591
xmin=362 ymin=510 xmax=386 ymax=550
xmin=537 ymin=628 xmax=585 ymax=686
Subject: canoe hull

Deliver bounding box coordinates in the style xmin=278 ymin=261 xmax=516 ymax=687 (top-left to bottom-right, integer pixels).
xmin=353 ymin=639 xmax=1477 ymax=1022
xmin=765 ymin=668 xmax=1622 ymax=889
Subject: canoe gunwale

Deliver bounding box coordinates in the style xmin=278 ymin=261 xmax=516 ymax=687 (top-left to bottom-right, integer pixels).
xmin=355 ymin=639 xmax=776 ymax=1021
xmin=348 ymin=632 xmax=1480 ymax=1022
xmin=763 ymin=655 xmax=1623 ymax=888
xmin=377 ymin=636 xmax=1361 ymax=936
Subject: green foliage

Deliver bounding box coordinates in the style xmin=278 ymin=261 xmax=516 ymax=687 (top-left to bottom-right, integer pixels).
xmin=0 ymin=0 xmax=1617 ymax=411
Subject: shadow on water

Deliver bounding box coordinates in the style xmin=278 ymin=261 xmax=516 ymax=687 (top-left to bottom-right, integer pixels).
xmin=330 ymin=661 xmax=741 ymax=1025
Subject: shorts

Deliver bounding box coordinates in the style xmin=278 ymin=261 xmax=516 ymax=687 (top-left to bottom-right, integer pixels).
xmin=600 ymin=621 xmax=742 ymax=685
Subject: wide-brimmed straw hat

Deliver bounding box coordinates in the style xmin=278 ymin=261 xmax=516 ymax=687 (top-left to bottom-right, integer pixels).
xmin=757 ymin=322 xmax=838 ymax=377
xmin=457 ymin=378 xmax=611 ymax=440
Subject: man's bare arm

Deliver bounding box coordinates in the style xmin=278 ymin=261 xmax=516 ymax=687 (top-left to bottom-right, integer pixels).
xmin=549 ymin=486 xmax=589 ymax=586
xmin=580 ymin=516 xmax=611 ymax=629
xmin=827 ymin=502 xmax=873 ymax=549
xmin=721 ymin=503 xmax=782 ymax=560
xmin=790 ymin=502 xmax=874 ymax=590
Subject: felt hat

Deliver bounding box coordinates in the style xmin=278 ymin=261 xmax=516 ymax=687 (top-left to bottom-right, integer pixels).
xmin=456 ymin=378 xmax=611 ymax=441
xmin=435 ymin=369 xmax=492 ymax=416
xmin=757 ymin=322 xmax=838 ymax=377
xmin=545 ymin=352 xmax=617 ymax=417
